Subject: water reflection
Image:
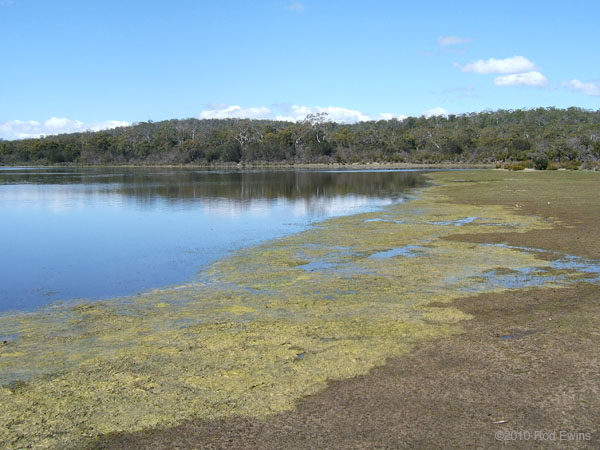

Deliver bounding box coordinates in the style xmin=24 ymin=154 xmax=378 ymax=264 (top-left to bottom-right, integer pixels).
xmin=1 ymin=168 xmax=421 ymax=202
xmin=0 ymin=168 xmax=425 ymax=311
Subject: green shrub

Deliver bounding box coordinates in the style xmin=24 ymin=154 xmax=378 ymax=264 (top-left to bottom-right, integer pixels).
xmin=561 ymin=160 xmax=582 ymax=170
xmin=532 ymin=153 xmax=549 ymax=170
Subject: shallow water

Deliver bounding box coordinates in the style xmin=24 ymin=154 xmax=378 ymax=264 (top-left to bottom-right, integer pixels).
xmin=429 ymin=216 xmax=478 ymax=226
xmin=0 ymin=167 xmax=424 ymax=311
xmin=369 ymin=244 xmax=426 ymax=259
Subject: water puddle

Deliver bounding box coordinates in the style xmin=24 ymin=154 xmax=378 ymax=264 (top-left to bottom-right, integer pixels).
xmin=363 ymin=218 xmax=389 ymax=223
xmin=1 ymin=334 xmax=19 ymax=344
xmin=500 ymin=330 xmax=537 ymax=340
xmin=370 ymin=245 xmax=426 ymax=259
xmin=482 ymin=244 xmax=600 ymax=282
xmin=478 ymin=267 xmax=555 ymax=290
xmin=430 ymin=216 xmax=478 ymax=226
xmin=363 ymin=218 xmax=405 ymax=225
xmin=451 ymin=244 xmax=600 ymax=293
xmin=297 ymin=260 xmax=339 ymax=272
xmin=551 ymin=255 xmax=600 ymax=277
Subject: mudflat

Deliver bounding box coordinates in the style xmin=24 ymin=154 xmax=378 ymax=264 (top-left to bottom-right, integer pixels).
xmin=1 ymin=170 xmax=598 ymax=449
xmin=94 ymin=170 xmax=599 ymax=449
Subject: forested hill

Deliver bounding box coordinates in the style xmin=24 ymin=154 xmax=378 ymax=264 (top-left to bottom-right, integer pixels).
xmin=1 ymin=108 xmax=599 ymax=168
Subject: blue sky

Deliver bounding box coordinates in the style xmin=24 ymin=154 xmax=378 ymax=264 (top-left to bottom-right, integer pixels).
xmin=1 ymin=0 xmax=598 ymax=139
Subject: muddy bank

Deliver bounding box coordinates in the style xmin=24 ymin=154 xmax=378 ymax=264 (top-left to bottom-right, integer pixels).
xmin=432 ymin=170 xmax=600 ymax=259
xmin=94 ymin=283 xmax=599 ymax=449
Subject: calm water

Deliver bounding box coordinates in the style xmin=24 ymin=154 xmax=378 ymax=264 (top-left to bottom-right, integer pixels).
xmin=0 ymin=167 xmax=425 ymax=311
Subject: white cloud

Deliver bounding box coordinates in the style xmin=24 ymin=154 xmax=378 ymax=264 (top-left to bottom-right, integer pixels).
xmin=0 ymin=106 xmax=410 ymax=141
xmin=378 ymin=112 xmax=408 ymax=121
xmin=438 ymin=36 xmax=471 ymax=46
xmin=0 ymin=118 xmax=130 ymax=140
xmin=423 ymin=107 xmax=450 ymax=117
xmin=459 ymin=56 xmax=536 ymax=74
xmin=285 ymin=2 xmax=305 ymax=12
xmin=562 ymin=79 xmax=600 ymax=96
xmin=276 ymin=105 xmax=408 ymax=123
xmin=199 ymin=105 xmax=272 ymax=120
xmin=276 ymin=105 xmax=377 ymax=123
xmin=493 ymin=71 xmax=548 ymax=87
xmin=199 ymin=104 xmax=406 ymax=123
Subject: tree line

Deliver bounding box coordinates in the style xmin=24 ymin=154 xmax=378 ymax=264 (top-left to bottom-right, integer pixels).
xmin=1 ymin=108 xmax=599 ymax=168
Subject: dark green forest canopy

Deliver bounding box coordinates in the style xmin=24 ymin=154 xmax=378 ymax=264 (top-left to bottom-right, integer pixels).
xmin=1 ymin=108 xmax=599 ymax=167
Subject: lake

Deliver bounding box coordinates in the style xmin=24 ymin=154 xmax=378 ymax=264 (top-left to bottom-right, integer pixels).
xmin=0 ymin=167 xmax=425 ymax=311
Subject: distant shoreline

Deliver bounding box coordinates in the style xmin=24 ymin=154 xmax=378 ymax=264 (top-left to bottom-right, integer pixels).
xmin=1 ymin=161 xmax=495 ymax=170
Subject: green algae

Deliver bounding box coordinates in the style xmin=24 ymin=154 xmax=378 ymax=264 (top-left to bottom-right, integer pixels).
xmin=0 ymin=171 xmax=597 ymax=449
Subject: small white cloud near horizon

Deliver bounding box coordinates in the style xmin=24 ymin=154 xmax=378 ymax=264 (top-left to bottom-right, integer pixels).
xmin=562 ymin=79 xmax=600 ymax=96
xmin=422 ymin=107 xmax=450 ymax=117
xmin=0 ymin=117 xmax=130 ymax=140
xmin=378 ymin=112 xmax=408 ymax=121
xmin=199 ymin=105 xmax=272 ymax=120
xmin=438 ymin=36 xmax=471 ymax=46
xmin=285 ymin=2 xmax=305 ymax=12
xmin=273 ymin=105 xmax=403 ymax=123
xmin=458 ymin=56 xmax=536 ymax=75
xmin=494 ymin=71 xmax=548 ymax=87
xmin=199 ymin=104 xmax=407 ymax=123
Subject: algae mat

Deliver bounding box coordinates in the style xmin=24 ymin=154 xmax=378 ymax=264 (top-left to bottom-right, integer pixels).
xmin=1 ymin=170 xmax=598 ymax=449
